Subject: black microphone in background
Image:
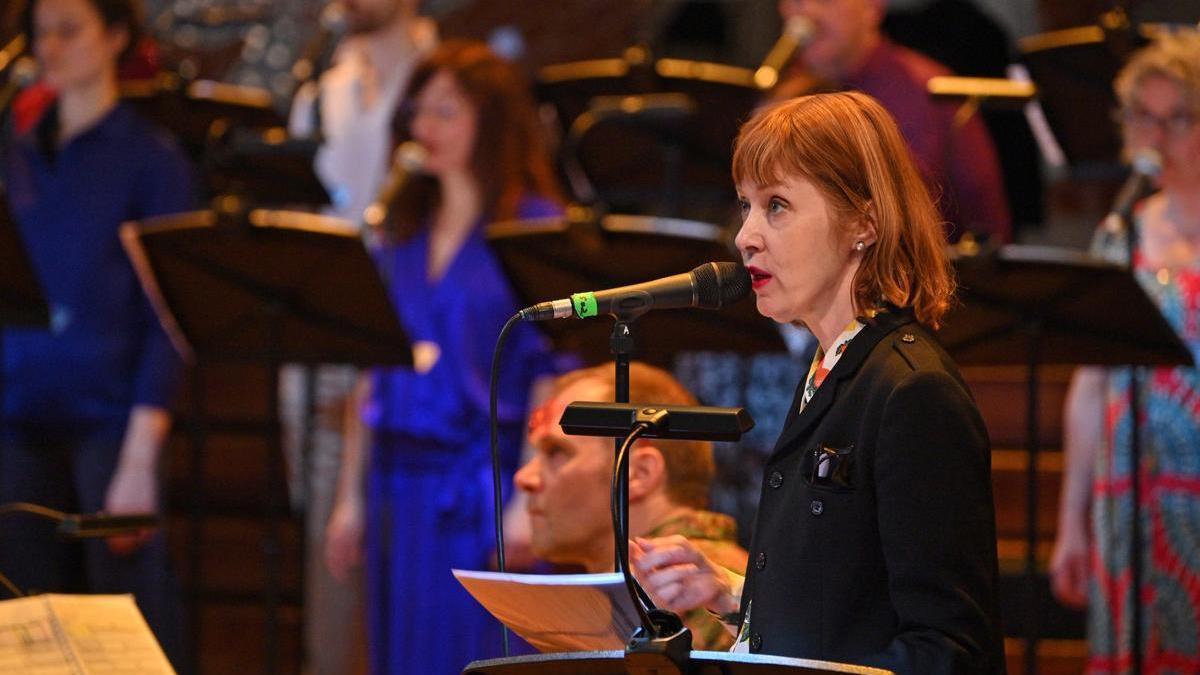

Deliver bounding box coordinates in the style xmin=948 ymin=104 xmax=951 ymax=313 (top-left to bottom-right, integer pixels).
xmin=1108 ymin=149 xmax=1162 ymax=224
xmin=291 ymin=2 xmax=347 ymax=84
xmin=362 ymin=141 xmax=428 ymax=231
xmin=520 ymin=261 xmax=751 ymax=322
xmin=0 ymin=57 xmax=38 ymax=118
xmin=753 ymin=15 xmax=815 ymax=89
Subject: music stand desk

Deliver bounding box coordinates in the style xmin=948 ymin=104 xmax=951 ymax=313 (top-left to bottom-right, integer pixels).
xmin=464 ymin=650 xmax=892 ymax=675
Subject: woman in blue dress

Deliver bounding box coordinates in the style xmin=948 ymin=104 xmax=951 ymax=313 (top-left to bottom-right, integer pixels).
xmin=0 ymin=0 xmax=193 ymax=668
xmin=322 ymin=40 xmax=562 ymax=675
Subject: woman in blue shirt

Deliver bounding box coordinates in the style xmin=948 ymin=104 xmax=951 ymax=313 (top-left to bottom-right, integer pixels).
xmin=323 ymin=40 xmax=561 ymax=675
xmin=1 ymin=0 xmax=193 ymax=666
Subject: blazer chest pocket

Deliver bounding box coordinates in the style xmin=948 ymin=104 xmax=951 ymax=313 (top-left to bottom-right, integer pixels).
xmin=803 ymin=443 xmax=855 ymax=493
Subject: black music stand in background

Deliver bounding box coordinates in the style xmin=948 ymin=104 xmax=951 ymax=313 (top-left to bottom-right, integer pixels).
xmin=487 ymin=214 xmax=785 ymax=368
xmin=537 ymin=51 xmax=762 ymax=223
xmin=939 ymin=245 xmax=1193 ymax=675
xmin=1017 ymin=19 xmax=1155 ymax=177
xmin=121 ymin=206 xmax=412 ymax=675
xmin=122 ymin=75 xmax=284 ymax=166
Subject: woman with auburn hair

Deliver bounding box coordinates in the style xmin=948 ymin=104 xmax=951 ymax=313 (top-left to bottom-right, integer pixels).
xmin=632 ymin=91 xmax=1005 ymax=674
xmin=323 ymin=40 xmax=561 ymax=675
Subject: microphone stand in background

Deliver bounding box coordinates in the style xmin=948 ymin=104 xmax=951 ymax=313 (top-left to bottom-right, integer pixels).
xmin=0 ymin=502 xmax=159 ymax=598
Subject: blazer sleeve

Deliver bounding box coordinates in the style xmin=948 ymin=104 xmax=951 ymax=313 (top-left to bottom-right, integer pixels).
xmin=859 ymin=368 xmax=1002 ymax=675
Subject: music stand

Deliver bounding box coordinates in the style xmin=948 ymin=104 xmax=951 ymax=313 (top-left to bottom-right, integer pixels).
xmin=487 ymin=214 xmax=786 ymax=367
xmin=121 ymin=206 xmax=412 ymax=675
xmin=939 ymin=244 xmax=1192 ymax=675
xmin=1017 ymin=22 xmax=1157 ymax=175
xmin=463 ymin=650 xmax=892 ymax=675
xmin=121 ymin=75 xmax=283 ymax=164
xmin=537 ymin=54 xmax=761 ymax=222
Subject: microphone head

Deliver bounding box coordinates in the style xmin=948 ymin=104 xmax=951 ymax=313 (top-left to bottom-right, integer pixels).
xmin=320 ymin=2 xmax=348 ymax=32
xmin=394 ymin=141 xmax=428 ymax=172
xmin=1131 ymin=148 xmax=1162 ymax=178
xmin=692 ymin=262 xmax=751 ymax=310
xmin=784 ymin=15 xmax=816 ymax=44
xmin=11 ymin=56 xmax=39 ymax=88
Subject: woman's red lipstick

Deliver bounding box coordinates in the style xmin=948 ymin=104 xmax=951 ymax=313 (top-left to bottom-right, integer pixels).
xmin=747 ymin=265 xmax=772 ymax=289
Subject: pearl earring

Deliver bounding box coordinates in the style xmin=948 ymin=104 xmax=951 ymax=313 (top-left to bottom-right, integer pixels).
xmin=854 ymin=241 xmax=866 ymax=252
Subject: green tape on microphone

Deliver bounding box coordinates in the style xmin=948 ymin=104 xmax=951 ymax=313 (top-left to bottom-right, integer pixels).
xmin=571 ymin=292 xmax=598 ymax=318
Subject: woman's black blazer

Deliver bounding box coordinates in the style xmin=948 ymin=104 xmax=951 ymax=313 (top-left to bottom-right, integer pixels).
xmin=740 ymin=309 xmax=1006 ymax=675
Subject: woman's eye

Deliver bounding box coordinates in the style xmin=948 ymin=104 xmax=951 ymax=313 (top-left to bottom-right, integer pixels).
xmin=768 ymin=198 xmax=786 ymax=214
xmin=737 ymin=198 xmax=750 ymax=215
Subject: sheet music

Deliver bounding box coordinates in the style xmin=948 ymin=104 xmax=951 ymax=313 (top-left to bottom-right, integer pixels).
xmin=453 ymin=569 xmax=639 ymax=652
xmin=0 ymin=595 xmax=174 ymax=674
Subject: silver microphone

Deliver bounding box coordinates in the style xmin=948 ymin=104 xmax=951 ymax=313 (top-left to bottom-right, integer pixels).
xmin=0 ymin=57 xmax=39 ymax=115
xmin=753 ymin=15 xmax=816 ymax=90
xmin=362 ymin=141 xmax=428 ymax=230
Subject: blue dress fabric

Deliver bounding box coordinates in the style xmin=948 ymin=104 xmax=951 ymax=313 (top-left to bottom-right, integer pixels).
xmin=364 ymin=197 xmax=559 ymax=675
xmin=0 ymin=101 xmax=194 ymax=669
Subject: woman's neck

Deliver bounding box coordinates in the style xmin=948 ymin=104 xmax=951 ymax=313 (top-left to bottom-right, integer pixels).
xmin=1163 ymin=188 xmax=1200 ymax=236
xmin=426 ymin=171 xmax=482 ymax=282
xmin=57 ymin=72 xmax=119 ymax=144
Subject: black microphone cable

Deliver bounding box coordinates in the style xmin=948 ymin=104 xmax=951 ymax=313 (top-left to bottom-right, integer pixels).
xmin=488 ymin=311 xmax=523 ymax=656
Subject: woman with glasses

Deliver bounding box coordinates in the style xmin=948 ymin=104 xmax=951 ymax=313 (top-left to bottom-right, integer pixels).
xmin=321 ymin=40 xmax=562 ymax=675
xmin=1050 ymin=30 xmax=1200 ymax=675
xmin=629 ymin=91 xmax=1005 ymax=674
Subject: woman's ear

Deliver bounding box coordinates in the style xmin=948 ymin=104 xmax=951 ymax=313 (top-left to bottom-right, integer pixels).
xmin=855 ymin=201 xmax=878 ymax=248
xmin=628 ymin=445 xmax=667 ymax=502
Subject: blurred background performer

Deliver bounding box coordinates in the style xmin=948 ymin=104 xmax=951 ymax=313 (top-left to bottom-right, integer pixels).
xmin=0 ymin=0 xmax=194 ymax=669
xmin=514 ymin=362 xmax=748 ymax=651
xmin=770 ymin=0 xmax=1011 ymax=244
xmin=281 ymin=1 xmax=436 ymax=674
xmin=322 ymin=40 xmax=562 ymax=675
xmin=1051 ymin=30 xmax=1200 ymax=675
xmin=631 ymin=92 xmax=1004 ymax=674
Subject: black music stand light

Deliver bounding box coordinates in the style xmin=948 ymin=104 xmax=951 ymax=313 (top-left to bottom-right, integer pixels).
xmin=939 ymin=244 xmax=1192 ymax=675
xmin=121 ymin=205 xmax=411 ymax=675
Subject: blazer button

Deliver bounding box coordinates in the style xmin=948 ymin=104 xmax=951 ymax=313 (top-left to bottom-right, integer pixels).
xmin=810 ymin=499 xmax=824 ymax=516
xmin=749 ymin=633 xmax=763 ymax=652
xmin=768 ymin=471 xmax=784 ymax=489
xmin=754 ymin=552 xmax=766 ymax=570
xmin=901 ymin=333 xmax=916 ymax=343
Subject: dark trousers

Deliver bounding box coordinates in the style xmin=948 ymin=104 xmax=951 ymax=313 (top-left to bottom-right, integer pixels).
xmin=0 ymin=423 xmax=188 ymax=672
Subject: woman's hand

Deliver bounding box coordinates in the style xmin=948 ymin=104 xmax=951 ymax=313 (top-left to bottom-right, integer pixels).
xmin=1049 ymin=518 xmax=1090 ymax=609
xmin=324 ymin=495 xmax=365 ymax=583
xmin=630 ymin=535 xmax=740 ymax=616
xmin=103 ymin=462 xmax=158 ymax=555
xmin=105 ymin=406 xmax=171 ymax=556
